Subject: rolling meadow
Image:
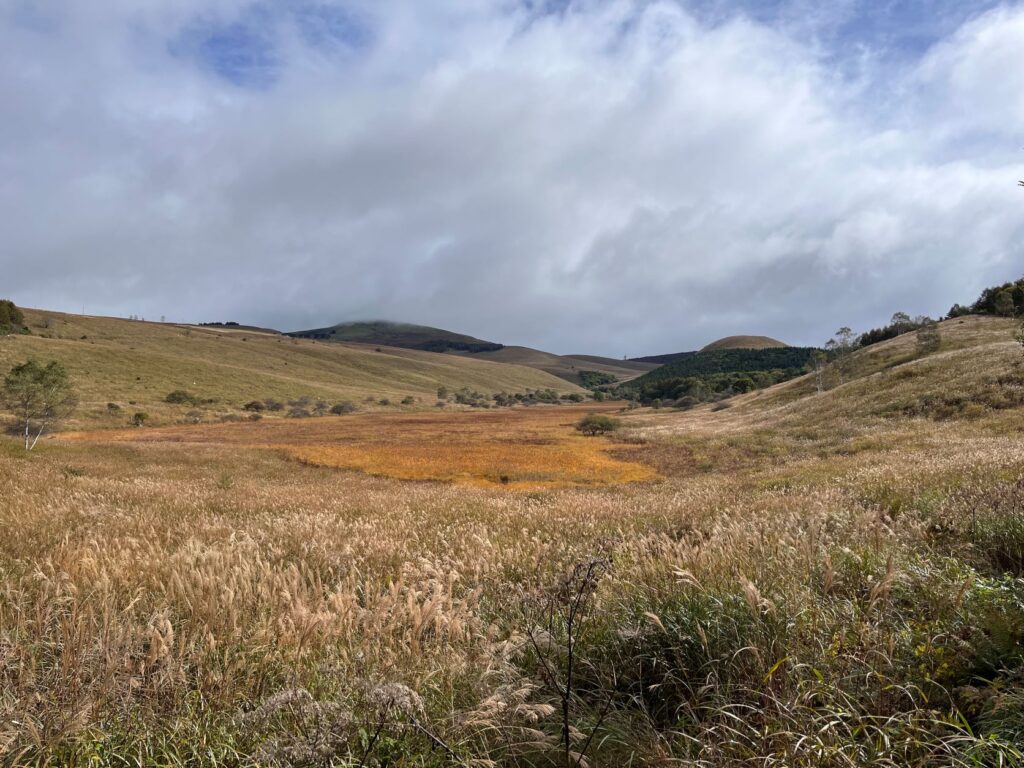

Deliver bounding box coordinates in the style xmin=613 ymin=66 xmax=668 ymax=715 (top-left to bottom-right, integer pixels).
xmin=1 ymin=315 xmax=1024 ymax=766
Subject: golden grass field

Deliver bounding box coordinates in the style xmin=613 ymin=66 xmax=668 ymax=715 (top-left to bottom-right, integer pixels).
xmin=2 ymin=314 xmax=1024 ymax=766
xmin=66 ymin=404 xmax=657 ymax=490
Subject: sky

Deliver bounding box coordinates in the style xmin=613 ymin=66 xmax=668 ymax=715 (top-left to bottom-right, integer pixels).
xmin=2 ymin=0 xmax=1023 ymax=356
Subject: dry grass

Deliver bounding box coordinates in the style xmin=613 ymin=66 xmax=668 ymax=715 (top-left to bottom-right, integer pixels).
xmin=65 ymin=404 xmax=657 ymax=490
xmin=0 ymin=309 xmax=582 ymax=429
xmin=2 ymin=316 xmax=1024 ymax=766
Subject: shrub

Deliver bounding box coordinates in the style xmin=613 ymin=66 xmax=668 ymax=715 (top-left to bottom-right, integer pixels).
xmin=378 ymin=398 xmax=391 ymax=406
xmin=575 ymin=413 xmax=620 ymax=436
xmin=263 ymin=399 xmax=284 ymax=412
xmin=243 ymin=400 xmax=265 ymax=412
xmin=330 ymin=402 xmax=357 ymax=415
xmin=165 ymin=390 xmax=200 ymax=406
xmin=130 ymin=412 xmax=148 ymax=427
xmin=579 ymin=370 xmax=616 ymax=388
xmin=287 ymin=407 xmax=311 ymax=419
xmin=0 ymin=299 xmax=24 ymax=335
xmin=401 ymin=395 xmax=415 ymax=405
xmin=106 ymin=402 xmax=121 ymax=413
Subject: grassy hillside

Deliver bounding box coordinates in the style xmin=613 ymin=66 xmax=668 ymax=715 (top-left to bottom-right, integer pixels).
xmin=289 ymin=320 xmax=503 ymax=353
xmin=0 ymin=309 xmax=583 ymax=429
xmin=636 ymin=315 xmax=1022 ymax=434
xmin=734 ymin=314 xmax=1022 ymax=425
xmin=461 ymin=346 xmax=656 ymax=384
xmin=701 ymin=334 xmax=787 ymax=351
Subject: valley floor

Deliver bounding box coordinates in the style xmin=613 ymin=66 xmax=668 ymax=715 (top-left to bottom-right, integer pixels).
xmin=5 ymin=313 xmax=1024 ymax=766
xmin=63 ymin=403 xmax=655 ymax=491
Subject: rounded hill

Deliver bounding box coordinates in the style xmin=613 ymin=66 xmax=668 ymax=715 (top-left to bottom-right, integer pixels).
xmin=701 ymin=335 xmax=788 ymax=351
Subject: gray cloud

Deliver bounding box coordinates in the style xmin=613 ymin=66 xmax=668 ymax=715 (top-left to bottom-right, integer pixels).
xmin=2 ymin=0 xmax=1023 ymax=355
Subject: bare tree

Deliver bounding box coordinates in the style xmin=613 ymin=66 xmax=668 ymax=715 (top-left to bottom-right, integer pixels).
xmin=525 ymin=558 xmax=613 ymax=768
xmin=916 ymin=321 xmax=941 ymax=356
xmin=824 ymin=327 xmax=856 ymax=384
xmin=810 ymin=349 xmax=829 ymax=393
xmin=2 ymin=360 xmax=77 ymax=450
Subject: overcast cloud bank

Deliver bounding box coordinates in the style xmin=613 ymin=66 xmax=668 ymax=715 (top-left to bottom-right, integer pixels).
xmin=2 ymin=0 xmax=1022 ymax=355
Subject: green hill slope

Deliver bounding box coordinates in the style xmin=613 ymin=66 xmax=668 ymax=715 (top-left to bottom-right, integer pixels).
xmin=289 ymin=320 xmax=503 ymax=353
xmin=630 ymin=347 xmax=818 ymax=386
xmin=0 ymin=310 xmax=582 ymax=429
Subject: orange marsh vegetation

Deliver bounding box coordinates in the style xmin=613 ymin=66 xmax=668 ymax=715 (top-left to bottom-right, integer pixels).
xmin=65 ymin=403 xmax=658 ymax=490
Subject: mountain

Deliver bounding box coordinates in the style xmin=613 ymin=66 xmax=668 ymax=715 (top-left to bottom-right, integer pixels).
xmin=0 ymin=309 xmax=582 ymax=429
xmin=288 ymin=320 xmax=504 ymax=353
xmin=291 ymin=320 xmax=658 ymax=385
xmin=701 ymin=335 xmax=787 ymax=351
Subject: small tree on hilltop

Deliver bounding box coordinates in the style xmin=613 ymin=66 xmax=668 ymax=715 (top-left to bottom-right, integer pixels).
xmin=2 ymin=360 xmax=77 ymax=450
xmin=890 ymin=312 xmax=912 ymax=334
xmin=994 ymin=289 xmax=1016 ymax=317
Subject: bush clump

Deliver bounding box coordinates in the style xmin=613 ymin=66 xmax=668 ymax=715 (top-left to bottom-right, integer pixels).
xmin=165 ymin=390 xmax=200 ymax=406
xmin=575 ymin=413 xmax=620 ymax=436
xmin=0 ymin=299 xmax=25 ymax=335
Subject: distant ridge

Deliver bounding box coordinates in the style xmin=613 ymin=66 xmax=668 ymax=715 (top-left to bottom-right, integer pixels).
xmin=289 ymin=320 xmax=503 ymax=354
xmin=702 ymin=335 xmax=787 ymax=351
xmin=291 ymin=320 xmax=658 ymax=385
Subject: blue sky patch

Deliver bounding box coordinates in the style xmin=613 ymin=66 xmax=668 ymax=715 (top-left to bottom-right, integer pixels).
xmin=170 ymin=2 xmax=369 ymax=88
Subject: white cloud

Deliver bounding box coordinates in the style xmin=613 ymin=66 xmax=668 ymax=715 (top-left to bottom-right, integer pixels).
xmin=1 ymin=0 xmax=1023 ymax=354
